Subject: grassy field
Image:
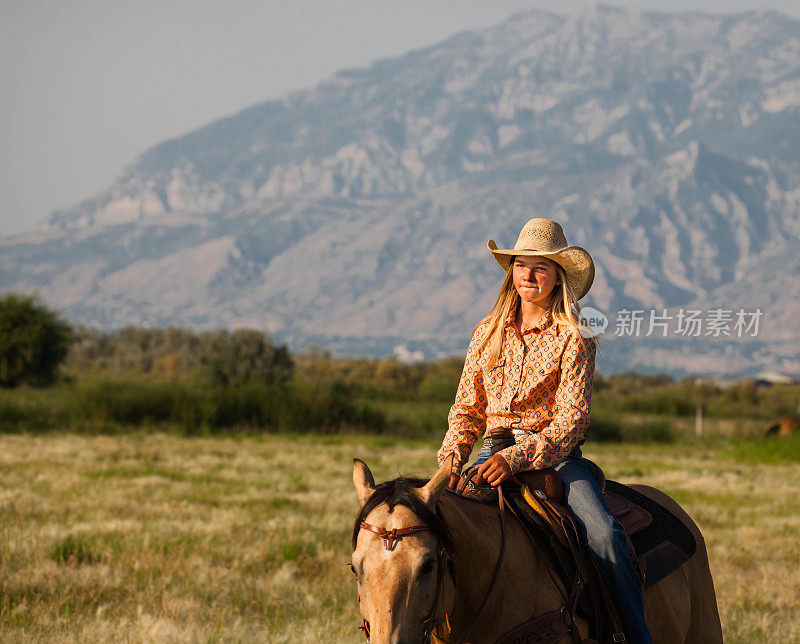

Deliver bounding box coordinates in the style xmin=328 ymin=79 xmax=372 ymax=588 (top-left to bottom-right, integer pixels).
xmin=1 ymin=432 xmax=798 ymax=642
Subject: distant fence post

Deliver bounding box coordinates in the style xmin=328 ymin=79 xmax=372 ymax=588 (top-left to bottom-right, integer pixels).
xmin=695 ymin=401 xmax=704 ymax=439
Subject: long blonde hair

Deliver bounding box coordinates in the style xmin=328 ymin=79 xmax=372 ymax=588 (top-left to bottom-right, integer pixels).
xmin=475 ymin=260 xmax=601 ymax=369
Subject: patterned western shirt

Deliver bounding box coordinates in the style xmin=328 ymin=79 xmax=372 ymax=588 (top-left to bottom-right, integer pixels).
xmin=437 ymin=305 xmax=596 ymax=475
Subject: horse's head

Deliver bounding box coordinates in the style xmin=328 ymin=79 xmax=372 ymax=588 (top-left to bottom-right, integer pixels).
xmin=350 ymin=455 xmax=454 ymax=644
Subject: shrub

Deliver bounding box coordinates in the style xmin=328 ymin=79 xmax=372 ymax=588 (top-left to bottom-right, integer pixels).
xmin=64 ymin=326 xmax=293 ymax=386
xmin=276 ymin=380 xmax=386 ymax=432
xmin=614 ymin=393 xmax=694 ymax=416
xmin=620 ymin=419 xmax=674 ymax=443
xmin=200 ymin=329 xmax=293 ymax=386
xmin=587 ymin=415 xmax=674 ymax=443
xmin=0 ymin=397 xmax=63 ymax=432
xmin=74 ymin=380 xmax=202 ymax=427
xmin=587 ymin=416 xmax=623 ymax=442
xmin=0 ymin=293 xmax=71 ymax=387
xmin=71 ymin=377 xmax=384 ymax=434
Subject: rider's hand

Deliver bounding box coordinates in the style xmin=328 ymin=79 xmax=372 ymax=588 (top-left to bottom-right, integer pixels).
xmin=476 ymin=454 xmax=513 ymax=487
xmin=448 ymin=473 xmax=459 ymax=490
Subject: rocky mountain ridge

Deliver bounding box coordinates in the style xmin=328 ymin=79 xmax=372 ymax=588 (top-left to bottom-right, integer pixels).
xmin=2 ymin=6 xmax=800 ymax=375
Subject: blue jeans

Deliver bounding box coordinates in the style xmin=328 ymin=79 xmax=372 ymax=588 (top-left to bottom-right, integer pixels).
xmin=472 ymin=443 xmax=652 ymax=643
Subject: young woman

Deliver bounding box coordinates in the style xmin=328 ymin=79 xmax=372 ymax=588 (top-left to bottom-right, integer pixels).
xmin=437 ymin=218 xmax=652 ymax=643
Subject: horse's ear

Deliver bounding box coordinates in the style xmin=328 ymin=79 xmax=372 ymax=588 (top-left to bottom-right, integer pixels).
xmin=353 ymin=458 xmax=376 ymax=507
xmin=415 ymin=454 xmax=454 ymax=509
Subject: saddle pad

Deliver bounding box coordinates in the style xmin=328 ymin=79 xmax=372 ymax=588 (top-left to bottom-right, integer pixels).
xmin=604 ymin=489 xmax=652 ymax=535
xmin=604 ymin=480 xmax=697 ymax=588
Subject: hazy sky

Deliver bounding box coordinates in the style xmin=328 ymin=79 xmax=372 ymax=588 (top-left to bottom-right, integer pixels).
xmin=2 ymin=1 xmax=798 ymax=236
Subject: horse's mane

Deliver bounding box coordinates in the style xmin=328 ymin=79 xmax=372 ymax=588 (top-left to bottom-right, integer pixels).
xmin=352 ymin=476 xmax=452 ymax=553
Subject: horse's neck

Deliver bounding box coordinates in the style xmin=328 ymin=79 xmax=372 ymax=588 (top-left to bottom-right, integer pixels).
xmin=439 ymin=490 xmax=504 ymax=559
xmin=437 ymin=491 xmax=567 ymax=638
xmin=438 ymin=492 xmax=513 ymax=602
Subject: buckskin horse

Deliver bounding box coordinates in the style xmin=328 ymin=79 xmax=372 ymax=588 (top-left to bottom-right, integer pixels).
xmin=350 ymin=455 xmax=722 ymax=643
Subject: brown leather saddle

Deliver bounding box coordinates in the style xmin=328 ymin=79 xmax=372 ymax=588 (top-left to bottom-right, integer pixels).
xmin=456 ymin=459 xmax=696 ymax=590
xmin=456 ymin=460 xmax=696 ymax=642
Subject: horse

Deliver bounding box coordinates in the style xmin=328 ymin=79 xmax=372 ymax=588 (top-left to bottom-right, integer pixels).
xmin=350 ymin=455 xmax=723 ymax=643
xmin=766 ymin=416 xmax=800 ymax=436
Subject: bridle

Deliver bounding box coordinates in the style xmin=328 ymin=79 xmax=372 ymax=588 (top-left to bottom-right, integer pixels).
xmin=359 ymin=521 xmax=431 ymax=552
xmin=353 ymin=485 xmax=592 ymax=644
xmin=355 ymin=520 xmax=452 ymax=643
xmin=353 ymin=488 xmax=510 ymax=644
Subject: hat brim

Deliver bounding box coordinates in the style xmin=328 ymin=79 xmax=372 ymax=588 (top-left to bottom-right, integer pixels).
xmin=487 ymin=239 xmax=595 ymax=300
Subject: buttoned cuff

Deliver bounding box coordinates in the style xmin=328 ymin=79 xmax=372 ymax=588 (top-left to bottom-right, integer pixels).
xmin=497 ymin=444 xmax=526 ymax=475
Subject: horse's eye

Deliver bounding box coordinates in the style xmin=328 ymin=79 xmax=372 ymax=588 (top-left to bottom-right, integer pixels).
xmin=420 ymin=559 xmax=435 ymax=576
xmin=348 ymin=563 xmax=357 ymax=576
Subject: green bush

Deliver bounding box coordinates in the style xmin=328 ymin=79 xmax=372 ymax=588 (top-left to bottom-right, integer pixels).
xmin=0 ymin=293 xmax=71 ymax=387
xmin=704 ymin=382 xmax=800 ymax=420
xmin=0 ymin=396 xmax=62 ymax=432
xmin=620 ymin=420 xmax=674 ymax=443
xmin=206 ymin=380 xmax=281 ymax=429
xmin=359 ymin=399 xmax=450 ymax=436
xmin=587 ymin=416 xmax=623 ymax=442
xmin=70 ymin=378 xmax=383 ymax=433
xmin=201 ymin=329 xmax=293 ymax=386
xmin=74 ymin=380 xmax=202 ymax=427
xmin=613 ymin=393 xmax=694 ymax=416
xmin=277 ymin=381 xmax=386 ymax=432
xmin=416 ymin=359 xmax=461 ymax=401
xmin=65 ymin=326 xmax=293 ymax=386
xmin=587 ymin=415 xmax=674 ymax=444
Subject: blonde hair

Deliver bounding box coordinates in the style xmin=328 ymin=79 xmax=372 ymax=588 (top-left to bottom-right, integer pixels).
xmin=475 ymin=259 xmax=601 ymax=369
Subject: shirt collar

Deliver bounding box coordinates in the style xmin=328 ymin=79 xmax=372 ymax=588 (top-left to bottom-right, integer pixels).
xmin=506 ymin=301 xmax=554 ymax=334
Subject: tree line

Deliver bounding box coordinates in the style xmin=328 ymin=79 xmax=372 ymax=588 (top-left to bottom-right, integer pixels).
xmin=0 ymin=293 xmax=292 ymax=387
xmin=2 ymin=293 xmax=798 ymax=438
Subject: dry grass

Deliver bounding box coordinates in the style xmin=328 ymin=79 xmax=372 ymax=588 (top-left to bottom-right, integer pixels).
xmin=0 ymin=433 xmax=797 ymax=642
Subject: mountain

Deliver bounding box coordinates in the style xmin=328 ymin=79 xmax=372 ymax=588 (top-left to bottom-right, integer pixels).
xmin=2 ymin=6 xmax=800 ymax=376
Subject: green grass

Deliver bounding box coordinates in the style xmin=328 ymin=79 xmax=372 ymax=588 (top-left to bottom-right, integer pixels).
xmin=722 ymin=433 xmax=800 ymax=464
xmin=0 ymin=433 xmax=797 ymax=641
xmin=49 ymin=535 xmax=102 ymax=565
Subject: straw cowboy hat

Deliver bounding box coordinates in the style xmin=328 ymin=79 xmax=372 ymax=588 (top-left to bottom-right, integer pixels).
xmin=487 ymin=218 xmax=595 ymax=300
